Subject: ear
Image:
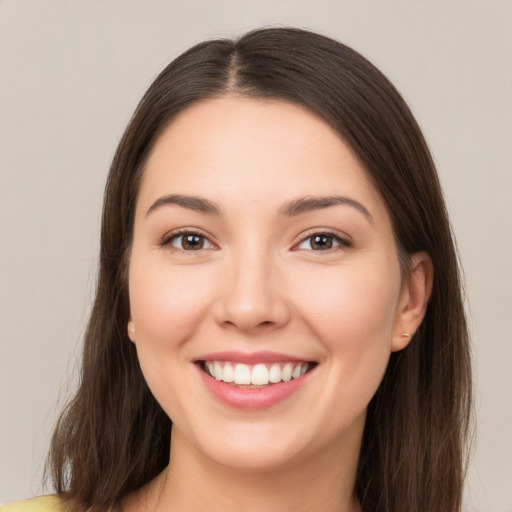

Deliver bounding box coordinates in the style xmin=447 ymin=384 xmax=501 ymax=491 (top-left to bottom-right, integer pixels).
xmin=127 ymin=318 xmax=136 ymax=343
xmin=392 ymin=252 xmax=433 ymax=352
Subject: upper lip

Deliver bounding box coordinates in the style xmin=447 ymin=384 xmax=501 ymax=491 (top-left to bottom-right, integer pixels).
xmin=194 ymin=351 xmax=315 ymax=364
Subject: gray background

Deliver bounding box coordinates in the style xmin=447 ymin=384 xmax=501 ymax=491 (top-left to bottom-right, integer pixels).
xmin=1 ymin=1 xmax=511 ymax=510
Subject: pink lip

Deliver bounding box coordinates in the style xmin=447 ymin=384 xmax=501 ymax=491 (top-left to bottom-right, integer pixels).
xmin=195 ymin=351 xmax=310 ymax=364
xmin=195 ymin=361 xmax=315 ymax=411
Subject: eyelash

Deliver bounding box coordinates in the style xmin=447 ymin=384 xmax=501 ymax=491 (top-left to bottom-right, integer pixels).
xmin=293 ymin=231 xmax=352 ymax=252
xmin=160 ymin=229 xmax=216 ymax=251
xmin=160 ymin=230 xmax=351 ymax=252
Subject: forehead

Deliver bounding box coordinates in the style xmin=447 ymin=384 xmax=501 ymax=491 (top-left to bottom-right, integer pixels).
xmin=138 ymin=96 xmax=388 ymax=222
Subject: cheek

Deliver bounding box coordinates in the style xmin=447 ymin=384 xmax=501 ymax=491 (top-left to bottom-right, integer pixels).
xmin=299 ymin=264 xmax=400 ymax=340
xmin=293 ymin=264 xmax=401 ymax=432
xmin=129 ymin=259 xmax=214 ymax=347
xmin=127 ymin=259 xmax=216 ymax=421
xmin=294 ymin=259 xmax=402 ymax=396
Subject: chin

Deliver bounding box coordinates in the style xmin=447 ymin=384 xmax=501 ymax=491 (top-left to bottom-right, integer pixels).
xmin=205 ymin=440 xmax=307 ymax=473
xmin=178 ymin=418 xmax=315 ymax=472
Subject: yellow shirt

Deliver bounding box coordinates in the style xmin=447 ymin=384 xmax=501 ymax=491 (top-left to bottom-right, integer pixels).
xmin=0 ymin=496 xmax=64 ymax=512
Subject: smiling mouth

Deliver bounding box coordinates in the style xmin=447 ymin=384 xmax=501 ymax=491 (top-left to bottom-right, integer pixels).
xmin=199 ymin=361 xmax=317 ymax=388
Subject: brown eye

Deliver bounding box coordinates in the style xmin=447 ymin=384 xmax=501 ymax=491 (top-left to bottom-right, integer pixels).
xmin=310 ymin=235 xmax=334 ymax=250
xmin=167 ymin=232 xmax=214 ymax=251
xmin=297 ymin=233 xmax=350 ymax=251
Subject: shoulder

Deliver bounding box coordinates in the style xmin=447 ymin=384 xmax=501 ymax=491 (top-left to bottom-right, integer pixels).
xmin=0 ymin=496 xmax=65 ymax=512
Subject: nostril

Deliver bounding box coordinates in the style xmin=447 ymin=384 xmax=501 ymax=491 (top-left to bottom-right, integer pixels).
xmin=212 ymin=289 xmax=291 ymax=332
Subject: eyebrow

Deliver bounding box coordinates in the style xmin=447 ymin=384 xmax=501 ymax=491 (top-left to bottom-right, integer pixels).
xmin=146 ymin=193 xmax=372 ymax=223
xmin=146 ymin=194 xmax=221 ymax=217
xmin=280 ymin=195 xmax=373 ymax=223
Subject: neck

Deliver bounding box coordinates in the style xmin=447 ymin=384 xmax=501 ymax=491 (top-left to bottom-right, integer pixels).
xmin=134 ymin=426 xmax=362 ymax=512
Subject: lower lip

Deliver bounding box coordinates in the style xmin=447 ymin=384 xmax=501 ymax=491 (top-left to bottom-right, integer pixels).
xmin=196 ymin=365 xmax=313 ymax=410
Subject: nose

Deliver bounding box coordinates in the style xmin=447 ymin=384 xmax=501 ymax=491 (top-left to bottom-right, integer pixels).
xmin=212 ymin=248 xmax=291 ymax=333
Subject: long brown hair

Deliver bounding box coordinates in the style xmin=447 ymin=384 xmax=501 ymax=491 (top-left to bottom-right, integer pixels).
xmin=48 ymin=27 xmax=472 ymax=512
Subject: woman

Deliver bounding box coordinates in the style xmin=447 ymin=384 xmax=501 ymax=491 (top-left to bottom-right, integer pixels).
xmin=3 ymin=27 xmax=472 ymax=512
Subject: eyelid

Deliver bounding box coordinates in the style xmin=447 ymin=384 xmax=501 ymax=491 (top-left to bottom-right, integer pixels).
xmin=159 ymin=227 xmax=351 ymax=252
xmin=160 ymin=228 xmax=218 ymax=250
xmin=292 ymin=229 xmax=352 ymax=251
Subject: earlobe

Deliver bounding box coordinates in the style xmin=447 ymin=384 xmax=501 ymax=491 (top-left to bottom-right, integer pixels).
xmin=127 ymin=319 xmax=136 ymax=343
xmin=391 ymin=252 xmax=433 ymax=352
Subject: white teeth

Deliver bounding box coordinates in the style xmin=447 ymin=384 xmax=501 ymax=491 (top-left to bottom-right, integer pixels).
xmin=234 ymin=363 xmax=252 ymax=385
xmin=281 ymin=363 xmax=293 ymax=382
xmin=222 ymin=362 xmax=234 ymax=383
xmin=268 ymin=363 xmax=281 ymax=383
xmin=251 ymin=364 xmax=269 ymax=385
xmin=213 ymin=361 xmax=223 ymax=381
xmin=205 ymin=361 xmax=310 ymax=385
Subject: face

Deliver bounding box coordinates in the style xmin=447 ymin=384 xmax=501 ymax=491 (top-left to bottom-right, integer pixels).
xmin=128 ymin=97 xmax=420 ymax=472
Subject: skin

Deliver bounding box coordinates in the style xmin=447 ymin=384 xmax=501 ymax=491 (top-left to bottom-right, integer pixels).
xmin=124 ymin=97 xmax=432 ymax=512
